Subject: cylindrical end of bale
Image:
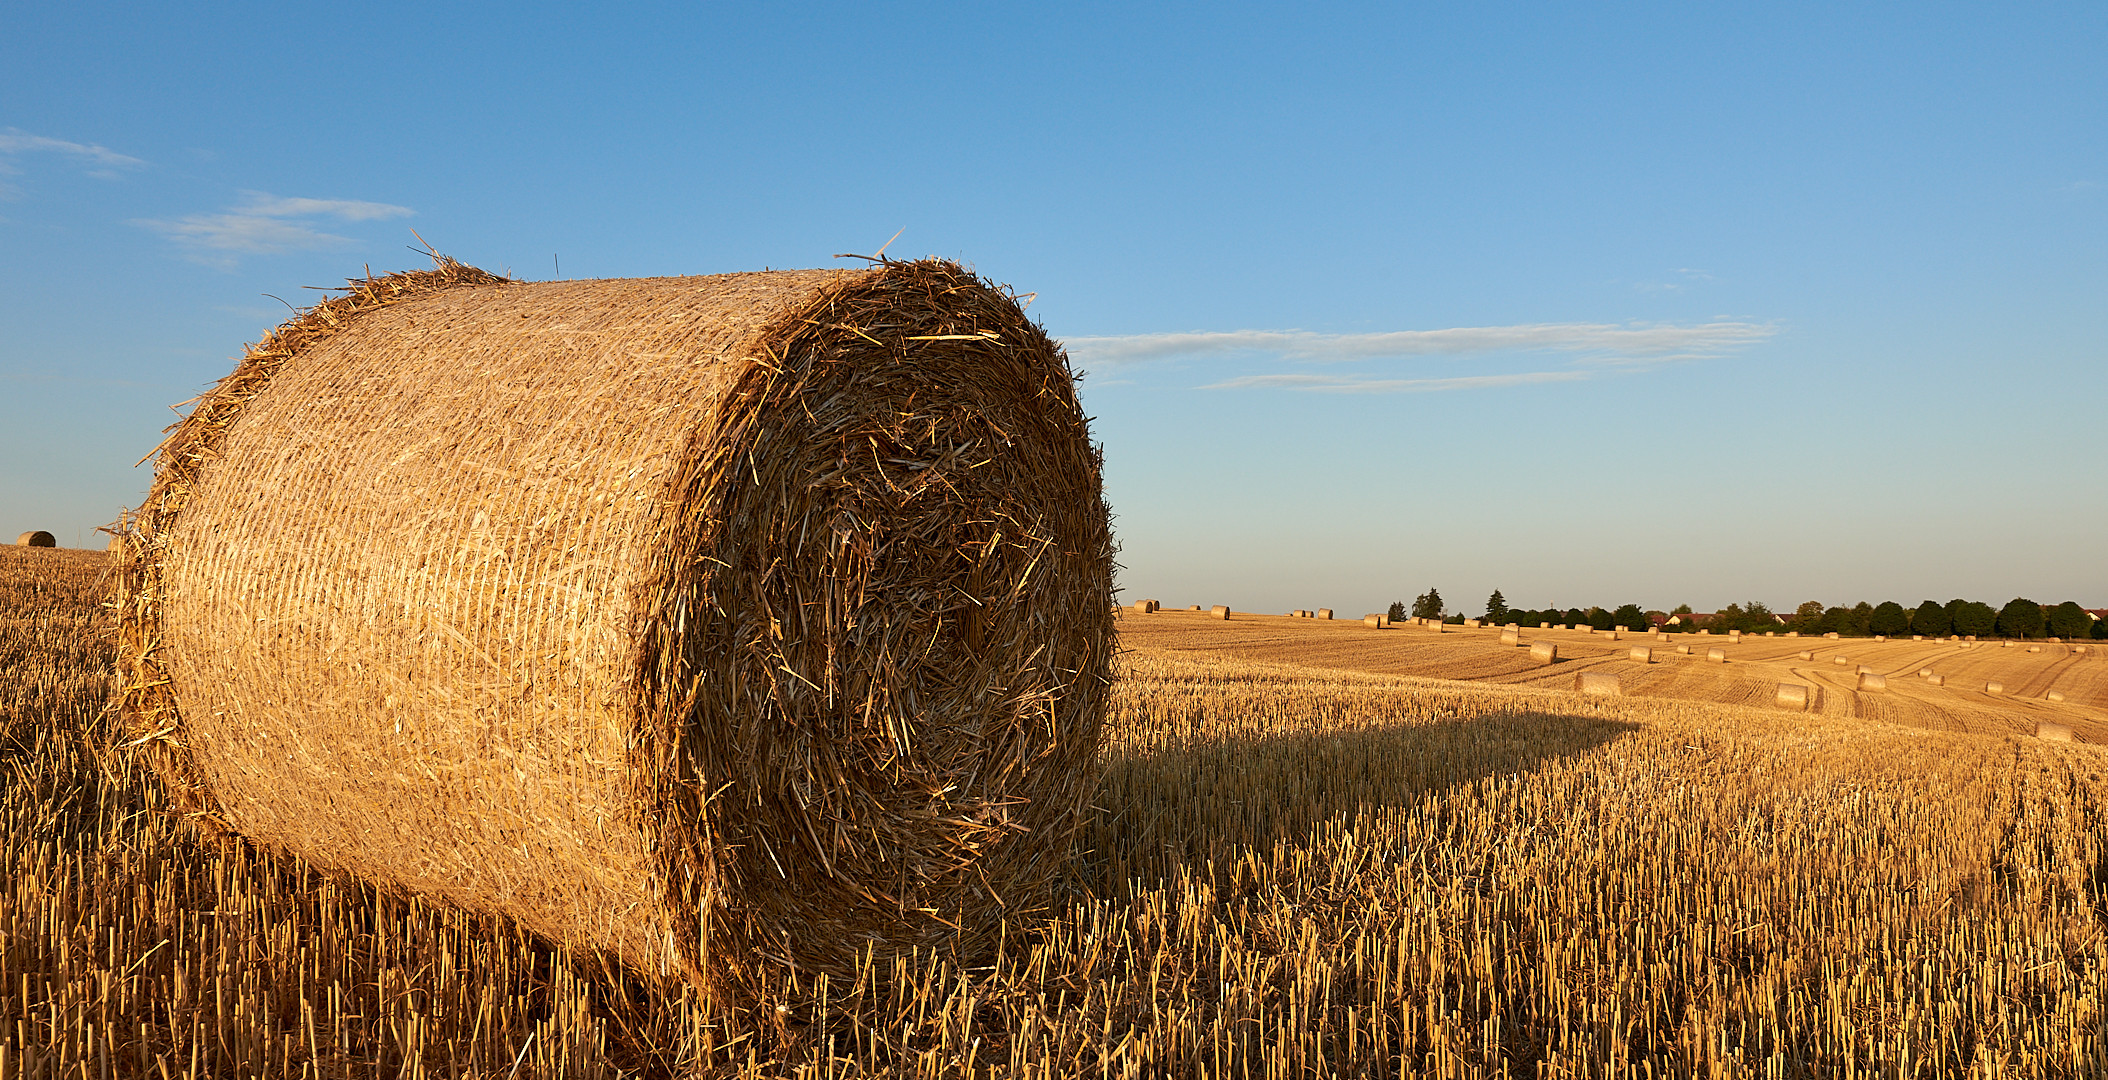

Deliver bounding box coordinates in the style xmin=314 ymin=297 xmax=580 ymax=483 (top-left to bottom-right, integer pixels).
xmin=1529 ymin=642 xmax=1557 ymax=664
xmin=15 ymin=530 xmax=55 ymax=547
xmin=1628 ymin=647 xmax=1651 ymax=663
xmin=1775 ymin=683 xmax=1809 ymax=711
xmin=1576 ymin=671 xmax=1621 ymax=696
xmin=2035 ymin=721 xmax=2073 ymax=742
xmin=1857 ymin=672 xmax=1887 ymax=691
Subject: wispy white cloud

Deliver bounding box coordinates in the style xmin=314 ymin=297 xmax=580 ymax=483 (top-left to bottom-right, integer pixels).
xmin=1068 ymin=320 xmax=1775 ymax=368
xmin=1203 ymin=371 xmax=1590 ymax=394
xmin=0 ymin=131 xmax=145 ymax=170
xmin=1068 ymin=318 xmax=1777 ymax=394
xmin=133 ymin=191 xmax=414 ymax=264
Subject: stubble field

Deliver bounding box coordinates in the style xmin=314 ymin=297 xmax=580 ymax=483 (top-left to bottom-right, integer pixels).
xmin=5 ymin=549 xmax=2106 ymax=1077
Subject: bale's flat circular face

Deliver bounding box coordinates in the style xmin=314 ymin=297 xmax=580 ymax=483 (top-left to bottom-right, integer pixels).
xmin=16 ymin=530 xmax=56 ymax=547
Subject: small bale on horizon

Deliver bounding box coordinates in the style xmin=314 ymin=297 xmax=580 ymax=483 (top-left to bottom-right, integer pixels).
xmin=1316 ymin=608 xmax=1333 ymax=620
xmin=15 ymin=530 xmax=56 ymax=548
xmin=1210 ymin=605 xmax=1231 ymax=621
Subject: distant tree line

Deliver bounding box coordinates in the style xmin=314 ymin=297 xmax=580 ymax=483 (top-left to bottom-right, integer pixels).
xmin=1384 ymin=590 xmax=2104 ymax=640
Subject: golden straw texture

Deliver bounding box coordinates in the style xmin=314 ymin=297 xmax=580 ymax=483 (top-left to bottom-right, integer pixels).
xmin=114 ymin=257 xmax=1115 ymax=1020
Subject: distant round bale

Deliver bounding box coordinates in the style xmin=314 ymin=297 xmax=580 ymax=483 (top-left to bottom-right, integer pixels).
xmin=1918 ymin=668 xmax=1934 ymax=678
xmin=1775 ymin=684 xmax=1810 ymax=711
xmin=1464 ymin=618 xmax=1480 ymax=628
xmin=1797 ymin=650 xmax=1815 ymax=660
xmin=1578 ymin=625 xmax=1594 ymax=634
xmin=2047 ymin=690 xmax=2066 ymax=703
xmin=1676 ymin=644 xmax=1692 ymax=655
xmin=1926 ymin=674 xmax=1944 ymax=686
xmin=1500 ymin=629 xmax=1521 ymax=645
xmin=111 ymin=257 xmax=1114 ymax=1013
xmin=1912 ymin=635 xmax=1923 ymax=641
xmin=1628 ymin=646 xmax=1651 ymax=663
xmin=1134 ymin=601 xmax=1153 ymax=614
xmin=1833 ymin=656 xmax=1850 ymax=666
xmin=1986 ymin=681 xmax=2005 ymax=695
xmin=1707 ymin=648 xmax=1726 ymax=663
xmin=1211 ymin=605 xmax=1231 ymax=620
xmin=1576 ymin=671 xmax=1621 ymax=696
xmin=1530 ymin=642 xmax=1557 ymax=664
xmin=1874 ymin=635 xmax=1886 ymax=642
xmin=1316 ymin=608 xmax=1333 ymax=620
xmin=15 ymin=530 xmax=55 ymax=547
xmin=1539 ymin=622 xmax=1552 ymax=629
xmin=1784 ymin=631 xmax=1799 ymax=638
xmin=1429 ymin=620 xmax=1446 ymax=633
xmin=2028 ymin=645 xmax=2041 ymax=653
xmin=2035 ymin=721 xmax=2072 ymax=742
xmin=1364 ymin=613 xmax=1383 ymax=627
xmin=1857 ymin=672 xmax=1886 ymax=691
xmin=1825 ymin=632 xmax=1840 ymax=639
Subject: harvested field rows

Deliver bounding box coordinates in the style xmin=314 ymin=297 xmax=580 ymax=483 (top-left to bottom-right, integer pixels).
xmin=1121 ymin=609 xmax=2108 ymax=742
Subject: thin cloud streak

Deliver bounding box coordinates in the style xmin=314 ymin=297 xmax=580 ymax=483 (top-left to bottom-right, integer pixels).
xmin=0 ymin=131 xmax=145 ymax=169
xmin=1203 ymin=371 xmax=1590 ymax=394
xmin=1066 ymin=320 xmax=1776 ymax=368
xmin=133 ymin=191 xmax=414 ymax=262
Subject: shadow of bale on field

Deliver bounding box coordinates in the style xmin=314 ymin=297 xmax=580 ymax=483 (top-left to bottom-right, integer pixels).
xmin=1087 ymin=705 xmax=1637 ymax=892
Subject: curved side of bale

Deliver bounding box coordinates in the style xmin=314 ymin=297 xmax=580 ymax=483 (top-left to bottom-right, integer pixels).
xmin=1212 ymin=605 xmax=1231 ymax=620
xmin=1529 ymin=642 xmax=1557 ymax=664
xmin=16 ymin=530 xmax=56 ymax=547
xmin=116 ymin=257 xmax=1115 ymax=1018
xmin=1775 ymin=684 xmax=1809 ymax=711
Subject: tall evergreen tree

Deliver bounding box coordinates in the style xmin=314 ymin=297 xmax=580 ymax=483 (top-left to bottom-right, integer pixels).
xmin=1484 ymin=589 xmax=1510 ymax=623
xmin=1387 ymin=599 xmax=1406 ymax=622
xmin=1411 ymin=588 xmax=1445 ymax=620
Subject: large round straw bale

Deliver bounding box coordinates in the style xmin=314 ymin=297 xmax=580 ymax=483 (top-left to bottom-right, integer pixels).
xmin=1775 ymin=683 xmax=1809 ymax=711
xmin=1857 ymin=672 xmax=1886 ymax=691
xmin=1833 ymin=656 xmax=1850 ymax=666
xmin=1927 ymin=674 xmax=1944 ymax=686
xmin=1628 ymin=646 xmax=1651 ymax=663
xmin=1575 ymin=671 xmax=1620 ymax=696
xmin=1578 ymin=625 xmax=1593 ymax=634
xmin=112 ymin=258 xmax=1114 ymax=1014
xmin=1918 ymin=668 xmax=1934 ymax=678
xmin=2035 ymin=721 xmax=2073 ymax=742
xmin=1464 ymin=618 xmax=1480 ymax=628
xmin=2047 ymin=690 xmax=2066 ymax=703
xmin=1529 ymin=642 xmax=1557 ymax=664
xmin=1316 ymin=608 xmax=1333 ymax=620
xmin=1429 ymin=620 xmax=1445 ymax=633
xmin=15 ymin=530 xmax=55 ymax=547
xmin=1364 ymin=614 xmax=1382 ymax=627
xmin=1675 ymin=644 xmax=1692 ymax=654
xmin=1606 ymin=630 xmax=1621 ymax=641
xmin=1133 ymin=600 xmax=1152 ymax=614
xmin=1707 ymin=648 xmax=1726 ymax=662
xmin=1211 ymin=605 xmax=1231 ymax=620
xmin=1797 ymin=650 xmax=1815 ymax=660
xmin=1500 ymin=629 xmax=1521 ymax=646
xmin=1986 ymin=681 xmax=2005 ymax=695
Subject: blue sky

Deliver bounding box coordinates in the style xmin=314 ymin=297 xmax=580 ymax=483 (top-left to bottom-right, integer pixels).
xmin=3 ymin=3 xmax=2102 ymax=616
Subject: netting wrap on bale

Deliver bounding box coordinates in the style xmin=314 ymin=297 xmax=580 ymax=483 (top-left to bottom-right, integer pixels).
xmin=112 ymin=257 xmax=1116 ymax=1016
